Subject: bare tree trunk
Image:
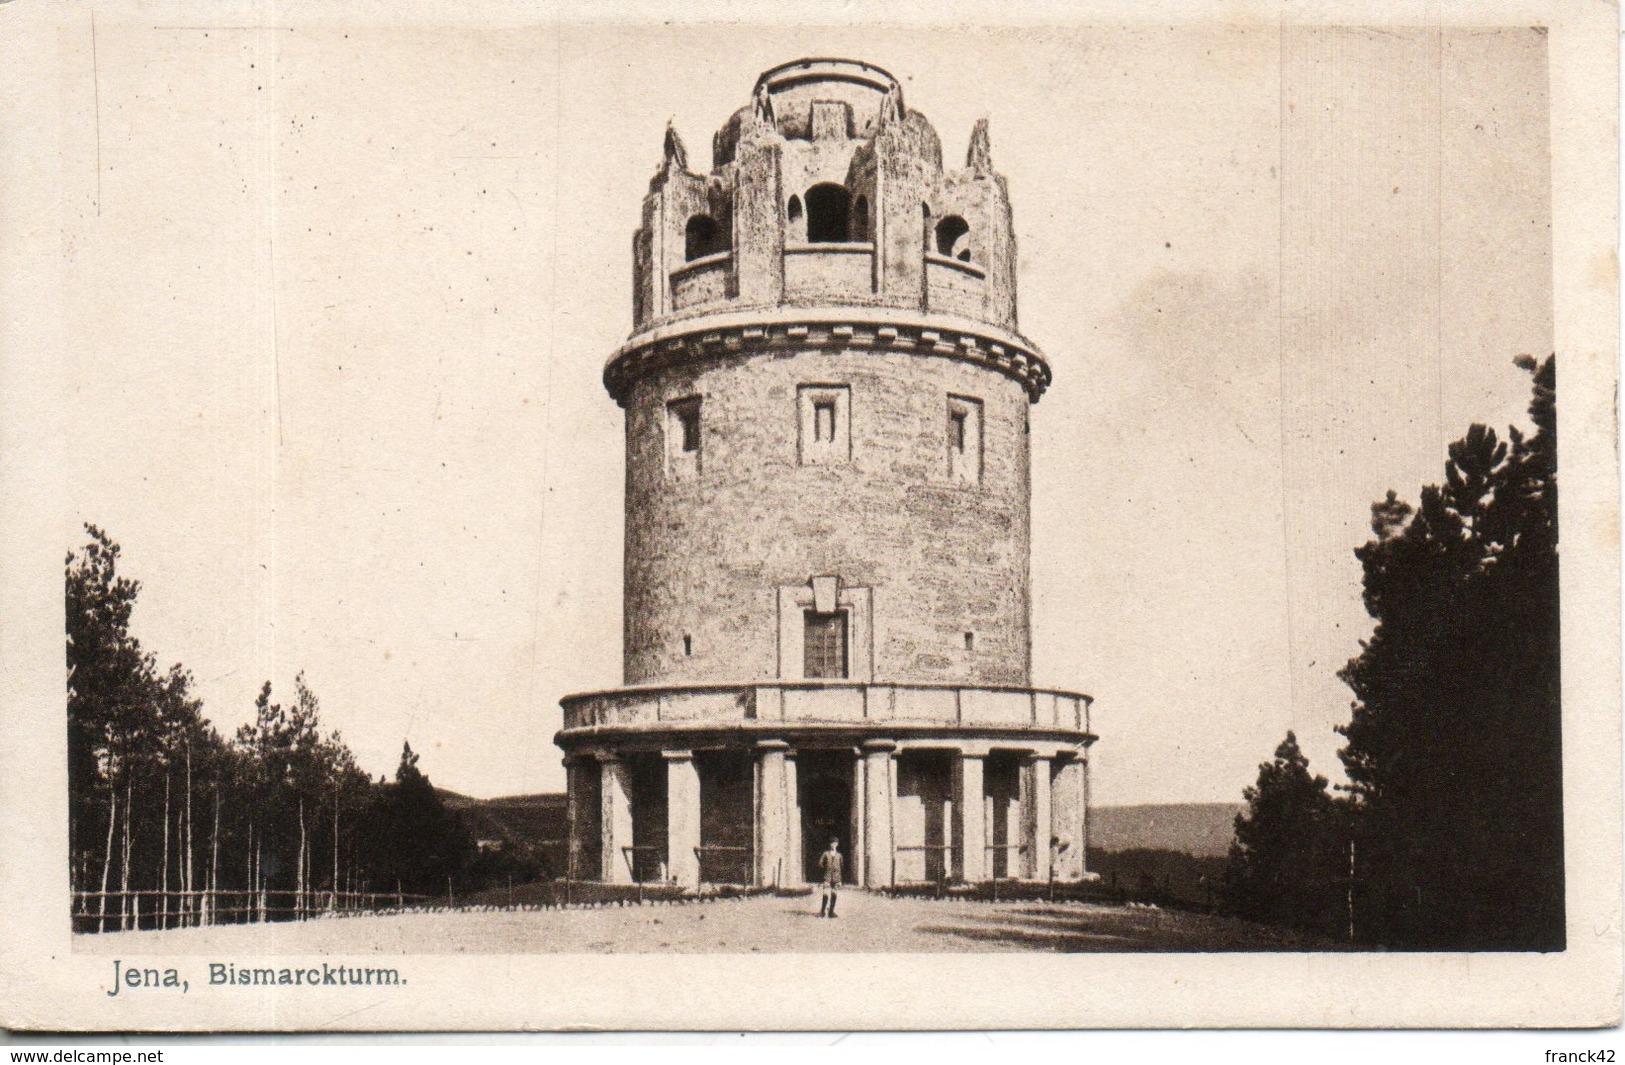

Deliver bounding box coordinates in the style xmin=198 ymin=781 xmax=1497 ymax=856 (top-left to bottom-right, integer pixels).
xmin=331 ymin=790 xmax=340 ymax=911
xmin=296 ymin=798 xmax=306 ymax=919
xmin=97 ymin=786 xmax=117 ymax=933
xmin=119 ymin=778 xmax=132 ymax=930
xmin=255 ymin=832 xmax=263 ymax=923
xmin=160 ymin=773 xmax=171 ymax=930
xmin=245 ymin=820 xmax=255 ymax=923
xmin=184 ymin=744 xmax=194 ymax=926
xmin=207 ymin=789 xmax=220 ymax=926
xmin=304 ymin=806 xmax=312 ymax=912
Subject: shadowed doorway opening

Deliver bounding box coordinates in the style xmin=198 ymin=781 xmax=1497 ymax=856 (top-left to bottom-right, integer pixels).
xmin=797 ymin=749 xmax=855 ymax=884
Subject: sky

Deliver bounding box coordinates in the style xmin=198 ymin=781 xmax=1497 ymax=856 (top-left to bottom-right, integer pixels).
xmin=52 ymin=17 xmax=1552 ymax=805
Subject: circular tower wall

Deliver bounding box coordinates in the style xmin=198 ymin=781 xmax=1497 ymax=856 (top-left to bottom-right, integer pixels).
xmin=621 ymin=334 xmax=1032 ymax=688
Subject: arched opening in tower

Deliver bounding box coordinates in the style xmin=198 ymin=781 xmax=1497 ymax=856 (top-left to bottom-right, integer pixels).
xmin=785 ymin=194 xmax=805 ymax=242
xmin=804 ymin=183 xmax=852 ymax=243
xmin=684 ymin=214 xmax=721 ymax=261
xmin=935 ymin=215 xmax=972 ymax=261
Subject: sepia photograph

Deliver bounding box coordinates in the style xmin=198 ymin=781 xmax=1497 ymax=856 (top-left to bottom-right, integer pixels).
xmin=0 ymin=0 xmax=1618 ymax=1034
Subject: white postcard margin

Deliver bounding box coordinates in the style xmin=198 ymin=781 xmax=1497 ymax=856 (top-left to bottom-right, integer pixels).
xmin=0 ymin=0 xmax=1617 ymax=1032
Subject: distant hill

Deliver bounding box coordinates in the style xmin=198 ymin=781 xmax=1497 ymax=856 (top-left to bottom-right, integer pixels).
xmin=1092 ymin=803 xmax=1243 ymax=858
xmin=443 ymin=792 xmax=568 ymax=869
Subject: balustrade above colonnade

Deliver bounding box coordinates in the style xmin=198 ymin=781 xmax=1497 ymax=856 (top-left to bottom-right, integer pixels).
xmin=560 ymin=680 xmax=1090 ymax=735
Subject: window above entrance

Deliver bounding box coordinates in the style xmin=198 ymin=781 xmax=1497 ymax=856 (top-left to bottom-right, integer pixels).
xmin=776 ymin=578 xmax=873 ymax=682
xmin=803 ymin=610 xmax=849 ymax=679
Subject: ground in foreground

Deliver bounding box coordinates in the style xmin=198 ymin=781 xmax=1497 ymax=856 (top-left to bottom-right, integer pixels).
xmin=78 ymin=891 xmax=1341 ymax=953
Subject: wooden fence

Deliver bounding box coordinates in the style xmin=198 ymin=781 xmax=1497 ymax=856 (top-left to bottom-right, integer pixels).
xmin=71 ymin=888 xmax=432 ymax=934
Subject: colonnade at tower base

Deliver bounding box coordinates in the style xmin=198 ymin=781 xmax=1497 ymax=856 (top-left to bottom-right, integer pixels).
xmin=562 ymin=735 xmax=1090 ymax=891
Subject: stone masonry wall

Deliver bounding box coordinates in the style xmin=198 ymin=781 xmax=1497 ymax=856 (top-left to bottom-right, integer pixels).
xmin=622 ymin=346 xmax=1032 ymax=688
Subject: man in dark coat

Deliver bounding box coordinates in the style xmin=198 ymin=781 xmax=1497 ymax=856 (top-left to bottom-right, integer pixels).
xmin=818 ymin=838 xmax=843 ymax=918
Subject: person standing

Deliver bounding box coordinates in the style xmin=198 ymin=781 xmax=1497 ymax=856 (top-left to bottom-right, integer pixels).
xmin=818 ymin=838 xmax=843 ymax=918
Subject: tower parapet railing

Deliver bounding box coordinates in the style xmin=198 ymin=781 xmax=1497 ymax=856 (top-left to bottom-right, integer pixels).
xmin=662 ymin=244 xmax=994 ymax=325
xmin=781 ymin=241 xmax=876 ymax=302
xmin=669 ymin=250 xmax=733 ymax=311
xmin=558 ymin=680 xmax=1092 ymax=735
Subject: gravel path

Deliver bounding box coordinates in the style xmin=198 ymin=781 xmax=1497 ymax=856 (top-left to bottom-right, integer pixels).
xmin=76 ymin=891 xmax=1337 ymax=954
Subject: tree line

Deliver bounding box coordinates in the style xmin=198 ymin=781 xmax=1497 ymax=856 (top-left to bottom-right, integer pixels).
xmin=67 ymin=527 xmax=529 ymax=930
xmin=1224 ymin=356 xmax=1562 ymax=951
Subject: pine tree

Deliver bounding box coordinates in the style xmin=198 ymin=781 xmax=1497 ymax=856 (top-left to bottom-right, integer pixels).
xmin=67 ymin=526 xmax=222 ymax=922
xmin=1337 ymin=357 xmax=1561 ymax=949
xmin=363 ymin=741 xmax=475 ymax=897
xmin=1224 ymin=732 xmax=1346 ymax=937
xmin=68 ymin=524 xmax=499 ymax=928
xmin=66 ymin=525 xmax=153 ymax=894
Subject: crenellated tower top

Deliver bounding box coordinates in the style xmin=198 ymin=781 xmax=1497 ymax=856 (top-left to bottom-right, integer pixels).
xmin=612 ymin=57 xmax=1048 ymax=406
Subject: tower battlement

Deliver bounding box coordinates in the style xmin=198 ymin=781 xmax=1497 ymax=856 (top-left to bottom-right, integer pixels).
xmin=627 ymin=56 xmax=1029 ymax=379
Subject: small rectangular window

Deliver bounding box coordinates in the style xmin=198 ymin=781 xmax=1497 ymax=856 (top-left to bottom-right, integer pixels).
xmin=803 ymin=610 xmax=849 ymax=679
xmin=947 ymin=395 xmax=983 ymax=485
xmin=798 ymin=385 xmax=851 ymax=466
xmin=679 ymin=408 xmax=700 ymax=452
xmin=666 ymin=396 xmax=702 ymax=479
xmin=814 ymin=400 xmax=836 ymax=443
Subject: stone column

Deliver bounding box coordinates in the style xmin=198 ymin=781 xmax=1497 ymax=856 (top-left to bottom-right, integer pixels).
xmin=1078 ymin=754 xmax=1091 ymax=877
xmin=861 ymin=740 xmax=897 ymax=888
xmin=1023 ymin=753 xmax=1053 ymax=881
xmin=754 ymin=740 xmax=793 ymax=887
xmin=1051 ymin=754 xmax=1087 ymax=880
xmin=599 ymin=755 xmax=635 ymax=884
xmin=563 ymin=756 xmax=596 ymax=882
xmin=785 ymin=748 xmax=803 ymax=884
xmin=849 ymin=749 xmax=866 ymax=887
xmin=664 ymin=750 xmax=700 ymax=890
xmin=953 ymin=751 xmax=987 ymax=883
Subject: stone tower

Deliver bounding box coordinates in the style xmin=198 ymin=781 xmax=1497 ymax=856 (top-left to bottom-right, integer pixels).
xmin=556 ymin=59 xmax=1094 ymax=891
